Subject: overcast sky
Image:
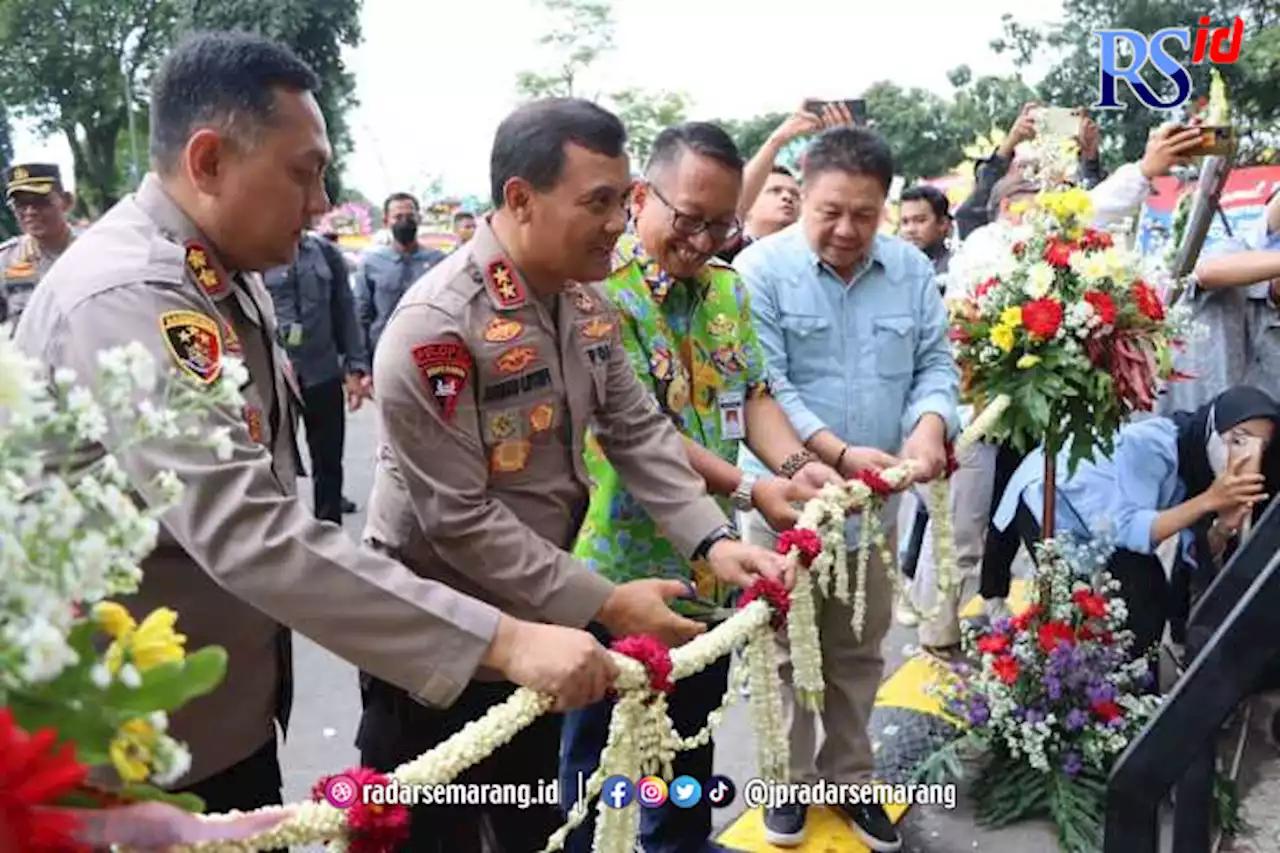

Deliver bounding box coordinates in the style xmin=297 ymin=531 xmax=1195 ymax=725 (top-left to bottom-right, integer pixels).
xmin=13 ymin=0 xmax=1061 ymax=201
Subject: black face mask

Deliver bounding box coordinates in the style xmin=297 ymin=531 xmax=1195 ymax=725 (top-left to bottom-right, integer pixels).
xmin=391 ymin=218 xmax=418 ymax=246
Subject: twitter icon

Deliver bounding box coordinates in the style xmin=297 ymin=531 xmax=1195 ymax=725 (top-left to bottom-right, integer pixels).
xmin=670 ymin=776 xmax=702 ymax=809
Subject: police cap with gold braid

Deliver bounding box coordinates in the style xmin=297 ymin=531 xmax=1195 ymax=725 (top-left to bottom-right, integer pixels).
xmin=5 ymin=163 xmax=63 ymax=199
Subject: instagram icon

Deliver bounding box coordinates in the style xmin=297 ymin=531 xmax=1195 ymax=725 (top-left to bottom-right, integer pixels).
xmin=637 ymin=776 xmax=668 ymax=807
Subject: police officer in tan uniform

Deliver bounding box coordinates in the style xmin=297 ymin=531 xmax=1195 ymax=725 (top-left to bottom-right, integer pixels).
xmin=15 ymin=32 xmax=617 ymax=820
xmin=0 ymin=162 xmax=75 ymax=326
xmin=363 ymin=97 xmax=792 ymax=852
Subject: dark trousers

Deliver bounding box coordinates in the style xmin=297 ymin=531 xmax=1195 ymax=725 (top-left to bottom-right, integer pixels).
xmin=559 ymin=623 xmax=731 ymax=853
xmin=980 ymin=441 xmax=1029 ymax=599
xmin=301 ymin=377 xmax=345 ymax=524
xmin=358 ymin=676 xmax=563 ymax=853
xmin=180 ymin=738 xmax=283 ymax=852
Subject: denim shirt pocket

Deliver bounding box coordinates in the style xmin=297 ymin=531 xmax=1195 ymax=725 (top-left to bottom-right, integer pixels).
xmin=873 ymin=314 xmax=915 ymax=379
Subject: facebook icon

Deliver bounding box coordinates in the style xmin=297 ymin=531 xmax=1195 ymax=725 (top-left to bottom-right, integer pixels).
xmin=602 ymin=775 xmax=635 ymax=809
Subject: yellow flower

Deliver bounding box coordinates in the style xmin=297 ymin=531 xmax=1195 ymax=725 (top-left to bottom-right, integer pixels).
xmin=129 ymin=609 xmax=186 ymax=671
xmin=990 ymin=324 xmax=1016 ymax=353
xmin=1017 ymin=354 xmax=1042 ymax=369
xmin=109 ymin=718 xmax=158 ymax=783
xmin=999 ymin=306 xmax=1023 ymax=327
xmin=94 ymin=602 xmax=136 ymax=640
xmin=1040 ymin=187 xmax=1093 ymax=224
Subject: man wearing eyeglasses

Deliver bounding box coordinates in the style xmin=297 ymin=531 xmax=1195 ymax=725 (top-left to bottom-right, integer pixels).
xmin=559 ymin=122 xmax=862 ymax=853
xmin=0 ymin=163 xmax=75 ymax=328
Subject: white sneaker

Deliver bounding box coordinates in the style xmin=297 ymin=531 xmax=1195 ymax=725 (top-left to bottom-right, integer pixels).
xmin=983 ymin=597 xmax=1011 ymax=623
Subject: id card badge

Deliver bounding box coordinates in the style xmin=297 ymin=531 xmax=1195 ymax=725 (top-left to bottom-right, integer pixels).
xmin=286 ymin=322 xmax=304 ymax=347
xmin=718 ymin=390 xmax=745 ymax=440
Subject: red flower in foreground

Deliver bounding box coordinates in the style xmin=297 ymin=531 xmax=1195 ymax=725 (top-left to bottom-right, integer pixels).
xmin=992 ymin=655 xmax=1020 ymax=685
xmin=1080 ymin=229 xmax=1114 ymax=251
xmin=1091 ymin=700 xmax=1123 ymax=723
xmin=1083 ymin=291 xmax=1117 ymax=326
xmin=738 ymin=577 xmax=791 ymax=630
xmin=857 ymin=469 xmax=893 ymax=499
xmin=1037 ymin=621 xmax=1076 ymax=654
xmin=0 ymin=708 xmax=88 ymax=853
xmin=1072 ymin=589 xmax=1108 ymax=620
xmin=776 ymin=528 xmax=822 ymax=567
xmin=1012 ymin=604 xmax=1044 ymax=633
xmin=1042 ymin=237 xmax=1076 ymax=268
xmin=312 ymin=766 xmax=410 ymax=853
xmin=1131 ymin=281 xmax=1165 ymax=321
xmin=975 ymin=277 xmax=999 ymax=299
xmin=611 ymin=635 xmax=674 ymax=693
xmin=976 ymin=633 xmax=1009 ymax=655
xmin=1022 ymin=298 xmax=1064 ymax=339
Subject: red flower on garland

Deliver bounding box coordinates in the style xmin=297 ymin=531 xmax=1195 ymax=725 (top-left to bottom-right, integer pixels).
xmin=776 ymin=528 xmax=822 ymax=568
xmin=1037 ymin=621 xmax=1076 ymax=654
xmin=1042 ymin=237 xmax=1076 ymax=268
xmin=1131 ymin=281 xmax=1165 ymax=321
xmin=1011 ymin=241 xmax=1027 ymax=258
xmin=1022 ymin=298 xmax=1064 ymax=339
xmin=976 ymin=633 xmax=1009 ymax=655
xmin=1080 ymin=229 xmax=1114 ymax=251
xmin=1091 ymin=700 xmax=1123 ymax=723
xmin=312 ymin=766 xmax=410 ymax=853
xmin=1012 ymin=604 xmax=1044 ymax=633
xmin=857 ymin=469 xmax=893 ymax=499
xmin=992 ymin=655 xmax=1020 ymax=685
xmin=1072 ymin=589 xmax=1108 ymax=620
xmin=0 ymin=708 xmax=88 ymax=853
xmin=1083 ymin=291 xmax=1117 ymax=326
xmin=975 ymin=277 xmax=999 ymax=299
xmin=611 ymin=635 xmax=674 ymax=693
xmin=738 ymin=577 xmax=791 ymax=630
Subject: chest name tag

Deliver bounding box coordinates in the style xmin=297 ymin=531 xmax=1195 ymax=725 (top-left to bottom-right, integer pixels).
xmin=483 ymin=366 xmax=552 ymax=402
xmin=586 ymin=342 xmax=612 ymax=366
xmin=718 ymin=389 xmax=745 ymax=440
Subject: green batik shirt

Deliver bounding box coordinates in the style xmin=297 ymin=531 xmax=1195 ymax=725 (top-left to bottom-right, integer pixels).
xmin=573 ymin=234 xmax=771 ymax=604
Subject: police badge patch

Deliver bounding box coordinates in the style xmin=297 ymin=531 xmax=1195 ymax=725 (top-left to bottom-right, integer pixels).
xmin=159 ymin=310 xmax=223 ymax=384
xmin=412 ymin=339 xmax=472 ymax=422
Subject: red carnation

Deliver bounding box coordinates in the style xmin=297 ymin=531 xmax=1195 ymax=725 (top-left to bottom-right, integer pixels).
xmin=975 ymin=277 xmax=999 ymax=299
xmin=738 ymin=577 xmax=791 ymax=630
xmin=1011 ymin=241 xmax=1027 ymax=257
xmin=611 ymin=635 xmax=674 ymax=693
xmin=1022 ymin=298 xmax=1064 ymax=339
xmin=1072 ymin=589 xmax=1108 ymax=620
xmin=1091 ymin=700 xmax=1123 ymax=723
xmin=1081 ymin=229 xmax=1114 ymax=251
xmin=857 ymin=469 xmax=893 ymax=499
xmin=776 ymin=528 xmax=822 ymax=568
xmin=1042 ymin=237 xmax=1075 ymax=268
xmin=312 ymin=766 xmax=410 ymax=853
xmin=1131 ymin=281 xmax=1165 ymax=321
xmin=1012 ymin=604 xmax=1044 ymax=633
xmin=1083 ymin=291 xmax=1117 ymax=326
xmin=0 ymin=709 xmax=88 ymax=853
xmin=992 ymin=655 xmax=1020 ymax=685
xmin=1037 ymin=621 xmax=1076 ymax=654
xmin=977 ymin=633 xmax=1009 ymax=655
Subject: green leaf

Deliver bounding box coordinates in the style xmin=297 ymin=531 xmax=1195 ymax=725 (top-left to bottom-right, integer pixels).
xmin=102 ymin=647 xmax=227 ymax=714
xmin=119 ymin=783 xmax=205 ymax=813
xmin=5 ymin=694 xmax=115 ymax=766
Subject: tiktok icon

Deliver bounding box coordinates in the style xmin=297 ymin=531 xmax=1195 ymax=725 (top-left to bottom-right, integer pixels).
xmin=706 ymin=775 xmax=737 ymax=808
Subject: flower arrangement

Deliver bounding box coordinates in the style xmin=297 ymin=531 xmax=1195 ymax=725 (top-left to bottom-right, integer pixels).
xmin=947 ymin=183 xmax=1194 ymax=473
xmin=915 ymin=537 xmax=1163 ymax=853
xmin=0 ymin=337 xmax=245 ymax=844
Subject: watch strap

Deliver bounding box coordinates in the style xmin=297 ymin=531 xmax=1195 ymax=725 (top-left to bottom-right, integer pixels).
xmin=691 ymin=525 xmax=738 ymax=562
xmin=731 ymin=473 xmax=757 ymax=512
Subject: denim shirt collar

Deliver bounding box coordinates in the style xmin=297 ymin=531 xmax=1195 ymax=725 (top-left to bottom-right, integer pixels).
xmin=803 ymin=231 xmax=888 ymax=285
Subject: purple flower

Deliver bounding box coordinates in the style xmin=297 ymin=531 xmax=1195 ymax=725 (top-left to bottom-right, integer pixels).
xmin=994 ymin=617 xmax=1013 ymax=634
xmin=1024 ymin=708 xmax=1045 ymax=725
xmin=1044 ymin=675 xmax=1062 ymax=701
xmin=1062 ymin=751 xmax=1083 ymax=777
xmin=968 ymin=700 xmax=990 ymax=727
xmin=1065 ymin=708 xmax=1089 ymax=731
xmin=1086 ymin=681 xmax=1117 ymax=704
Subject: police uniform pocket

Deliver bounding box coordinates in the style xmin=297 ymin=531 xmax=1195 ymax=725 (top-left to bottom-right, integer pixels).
xmin=873 ymin=315 xmax=915 ymax=378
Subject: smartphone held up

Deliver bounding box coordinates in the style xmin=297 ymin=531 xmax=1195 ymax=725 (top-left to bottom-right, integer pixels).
xmin=803 ymin=99 xmax=868 ymax=127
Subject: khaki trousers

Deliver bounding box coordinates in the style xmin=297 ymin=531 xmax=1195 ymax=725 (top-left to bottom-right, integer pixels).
xmin=908 ymin=441 xmax=997 ymax=647
xmin=740 ymin=510 xmax=894 ymax=784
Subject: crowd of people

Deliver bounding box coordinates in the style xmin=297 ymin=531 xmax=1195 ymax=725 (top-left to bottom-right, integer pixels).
xmin=4 ymin=25 xmax=1280 ymax=853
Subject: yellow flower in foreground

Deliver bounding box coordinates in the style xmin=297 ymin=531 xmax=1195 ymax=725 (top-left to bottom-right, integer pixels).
xmin=94 ymin=602 xmax=136 ymax=640
xmin=129 ymin=608 xmax=187 ymax=671
xmin=1017 ymin=354 xmax=1042 ymax=369
xmin=999 ymin=306 xmax=1023 ymax=327
xmin=990 ymin=324 xmax=1016 ymax=353
xmin=109 ymin=718 xmax=159 ymax=783
xmin=1041 ymin=187 xmax=1093 ymax=224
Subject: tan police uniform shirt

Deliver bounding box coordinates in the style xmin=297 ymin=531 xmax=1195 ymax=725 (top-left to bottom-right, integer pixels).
xmin=364 ymin=218 xmax=727 ymax=631
xmin=0 ymin=232 xmax=67 ymax=325
xmin=14 ymin=174 xmax=502 ymax=786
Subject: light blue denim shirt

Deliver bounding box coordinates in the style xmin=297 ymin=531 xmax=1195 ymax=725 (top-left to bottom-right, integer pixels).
xmin=735 ymin=225 xmax=960 ymax=538
xmin=992 ymin=417 xmax=1195 ymax=563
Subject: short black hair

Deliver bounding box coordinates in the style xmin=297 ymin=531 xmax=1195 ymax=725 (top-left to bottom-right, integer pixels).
xmin=900 ymin=185 xmax=951 ymax=220
xmin=489 ymin=98 xmax=627 ymax=209
xmin=383 ymin=192 xmax=419 ymax=216
xmin=149 ymin=31 xmax=320 ymax=173
xmin=453 ymin=210 xmax=475 ymax=224
xmin=801 ymin=127 xmax=895 ymax=196
xmin=770 ymin=165 xmax=796 ymax=180
xmin=645 ymin=122 xmax=744 ymax=178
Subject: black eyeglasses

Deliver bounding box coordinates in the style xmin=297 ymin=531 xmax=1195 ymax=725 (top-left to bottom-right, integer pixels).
xmin=647 ymin=183 xmax=742 ymax=244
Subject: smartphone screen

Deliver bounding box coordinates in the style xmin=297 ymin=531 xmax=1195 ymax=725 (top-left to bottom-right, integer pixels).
xmin=1036 ymin=107 xmax=1082 ymax=137
xmin=804 ymin=99 xmax=868 ymax=127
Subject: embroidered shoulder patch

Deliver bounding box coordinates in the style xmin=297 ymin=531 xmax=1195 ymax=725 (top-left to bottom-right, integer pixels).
xmin=160 ymin=310 xmax=223 ymax=385
xmin=185 ymin=241 xmax=229 ymax=299
xmin=412 ymin=339 xmax=472 ymax=422
xmin=486 ymin=260 xmax=526 ymax=309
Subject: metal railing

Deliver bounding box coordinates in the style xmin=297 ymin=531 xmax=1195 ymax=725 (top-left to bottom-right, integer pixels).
xmin=1104 ymin=495 xmax=1280 ymax=852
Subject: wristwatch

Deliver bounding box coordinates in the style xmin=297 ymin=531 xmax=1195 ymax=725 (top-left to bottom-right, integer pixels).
xmin=731 ymin=473 xmax=758 ymax=513
xmin=691 ymin=525 xmax=739 ymax=562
